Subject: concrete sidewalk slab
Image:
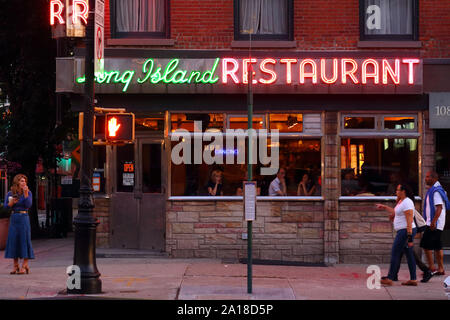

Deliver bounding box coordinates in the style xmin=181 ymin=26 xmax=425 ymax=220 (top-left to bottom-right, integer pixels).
xmin=0 ymin=236 xmax=448 ymax=300
xmin=179 ymin=276 xmax=295 ymax=300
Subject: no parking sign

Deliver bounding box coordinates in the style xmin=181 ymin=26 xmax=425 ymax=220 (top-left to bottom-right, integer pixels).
xmin=94 ymin=0 xmax=104 ymax=76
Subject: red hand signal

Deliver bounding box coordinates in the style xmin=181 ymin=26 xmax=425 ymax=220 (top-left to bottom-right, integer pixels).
xmin=108 ymin=117 xmax=121 ymax=137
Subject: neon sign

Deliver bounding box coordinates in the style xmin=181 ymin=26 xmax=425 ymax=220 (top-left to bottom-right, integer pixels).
xmin=77 ymin=58 xmax=220 ymax=92
xmin=50 ymin=0 xmax=88 ymax=26
xmin=221 ymin=58 xmax=419 ymax=85
xmin=74 ymin=57 xmax=421 ymax=93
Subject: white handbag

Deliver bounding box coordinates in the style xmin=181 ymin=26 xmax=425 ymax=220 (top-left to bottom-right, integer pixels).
xmin=413 ymin=209 xmax=427 ymax=232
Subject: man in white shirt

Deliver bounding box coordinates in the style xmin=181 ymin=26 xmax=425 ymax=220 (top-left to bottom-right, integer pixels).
xmin=420 ymin=171 xmax=448 ymax=276
xmin=268 ymin=168 xmax=287 ymax=196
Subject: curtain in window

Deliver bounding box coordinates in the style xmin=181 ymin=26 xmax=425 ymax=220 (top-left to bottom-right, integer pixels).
xmin=240 ymin=0 xmax=287 ymax=35
xmin=365 ymin=0 xmax=413 ymax=35
xmin=116 ymin=0 xmax=165 ymax=33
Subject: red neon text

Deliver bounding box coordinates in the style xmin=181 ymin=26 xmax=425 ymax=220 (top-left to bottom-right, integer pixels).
xmin=49 ymin=0 xmax=89 ymax=26
xmin=220 ymin=58 xmax=420 ymax=86
xmin=50 ymin=0 xmax=65 ymax=25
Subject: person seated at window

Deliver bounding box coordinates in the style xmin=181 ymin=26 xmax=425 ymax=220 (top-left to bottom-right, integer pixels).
xmin=268 ymin=168 xmax=287 ymax=196
xmin=207 ymin=169 xmax=224 ymax=196
xmin=297 ymin=173 xmax=316 ymax=196
xmin=341 ymin=169 xmax=359 ymax=196
xmin=356 ymin=178 xmax=375 ymax=196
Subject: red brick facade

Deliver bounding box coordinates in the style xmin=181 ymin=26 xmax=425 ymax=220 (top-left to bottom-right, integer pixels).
xmin=86 ymin=1 xmax=448 ymax=263
xmin=104 ymin=0 xmax=450 ymax=57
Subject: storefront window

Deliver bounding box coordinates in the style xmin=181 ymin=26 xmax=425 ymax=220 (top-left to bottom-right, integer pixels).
xmin=269 ymin=114 xmax=303 ymax=132
xmin=170 ymin=112 xmax=322 ymax=198
xmin=383 ymin=116 xmax=416 ymax=130
xmin=344 ymin=116 xmax=376 ymax=130
xmin=340 ymin=138 xmax=418 ymax=196
xmin=136 ymin=115 xmax=165 ymax=132
xmin=228 ymin=114 xmax=264 ymax=130
xmin=171 ymin=113 xmax=224 ymax=132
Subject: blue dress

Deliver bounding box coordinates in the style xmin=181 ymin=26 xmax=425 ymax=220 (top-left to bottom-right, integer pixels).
xmin=3 ymin=191 xmax=35 ymax=259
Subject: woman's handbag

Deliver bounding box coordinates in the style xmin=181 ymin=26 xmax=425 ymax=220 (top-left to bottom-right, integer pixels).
xmin=414 ymin=209 xmax=427 ymax=233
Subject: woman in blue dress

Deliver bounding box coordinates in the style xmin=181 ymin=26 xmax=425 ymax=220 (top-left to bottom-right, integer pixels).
xmin=4 ymin=174 xmax=34 ymax=274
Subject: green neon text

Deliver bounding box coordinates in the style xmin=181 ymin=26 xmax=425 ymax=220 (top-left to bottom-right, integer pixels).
xmin=76 ymin=58 xmax=220 ymax=92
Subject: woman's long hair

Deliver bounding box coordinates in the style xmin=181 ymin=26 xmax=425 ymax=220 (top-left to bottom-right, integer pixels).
xmin=397 ymin=183 xmax=415 ymax=204
xmin=10 ymin=174 xmax=27 ymax=196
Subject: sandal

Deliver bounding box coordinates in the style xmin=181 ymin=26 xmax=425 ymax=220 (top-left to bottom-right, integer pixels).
xmin=10 ymin=266 xmax=20 ymax=275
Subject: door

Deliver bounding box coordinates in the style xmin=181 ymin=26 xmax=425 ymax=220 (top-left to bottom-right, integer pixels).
xmin=111 ymin=139 xmax=166 ymax=251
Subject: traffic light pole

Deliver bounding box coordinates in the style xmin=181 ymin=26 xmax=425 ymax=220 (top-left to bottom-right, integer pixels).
xmin=67 ymin=0 xmax=102 ymax=294
xmin=247 ymin=32 xmax=253 ymax=295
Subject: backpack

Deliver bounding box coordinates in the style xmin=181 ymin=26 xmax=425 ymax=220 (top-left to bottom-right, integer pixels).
xmin=414 ymin=209 xmax=427 ymax=233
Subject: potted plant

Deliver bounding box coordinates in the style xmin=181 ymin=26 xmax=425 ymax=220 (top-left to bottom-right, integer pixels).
xmin=0 ymin=206 xmax=11 ymax=250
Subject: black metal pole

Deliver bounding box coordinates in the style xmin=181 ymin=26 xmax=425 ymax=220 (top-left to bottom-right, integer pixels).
xmin=247 ymin=32 xmax=253 ymax=294
xmin=67 ymin=0 xmax=101 ymax=294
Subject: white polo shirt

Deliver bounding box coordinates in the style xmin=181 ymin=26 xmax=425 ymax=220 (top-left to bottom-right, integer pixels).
xmin=269 ymin=177 xmax=282 ymax=196
xmin=425 ymin=182 xmax=447 ymax=231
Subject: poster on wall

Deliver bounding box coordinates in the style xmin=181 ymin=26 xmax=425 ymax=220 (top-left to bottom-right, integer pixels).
xmin=122 ymin=173 xmax=134 ymax=186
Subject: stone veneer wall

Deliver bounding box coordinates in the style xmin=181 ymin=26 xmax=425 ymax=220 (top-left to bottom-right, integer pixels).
xmin=93 ymin=197 xmax=111 ymax=248
xmin=166 ymin=200 xmax=324 ymax=262
xmin=339 ymin=201 xmax=397 ymax=264
xmin=339 ymin=201 xmax=424 ymax=264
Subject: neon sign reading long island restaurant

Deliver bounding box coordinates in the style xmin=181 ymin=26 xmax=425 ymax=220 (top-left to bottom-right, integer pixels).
xmin=75 ymin=57 xmax=421 ymax=92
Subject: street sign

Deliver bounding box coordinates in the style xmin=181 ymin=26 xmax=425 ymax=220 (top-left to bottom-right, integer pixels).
xmin=94 ymin=0 xmax=105 ymax=76
xmin=243 ymin=181 xmax=257 ymax=221
xmin=429 ymin=92 xmax=450 ymax=129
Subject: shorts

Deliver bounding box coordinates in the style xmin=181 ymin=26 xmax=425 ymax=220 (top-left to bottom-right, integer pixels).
xmin=420 ymin=227 xmax=443 ymax=250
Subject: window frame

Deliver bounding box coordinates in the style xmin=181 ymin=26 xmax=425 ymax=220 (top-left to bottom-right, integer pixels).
xmin=339 ymin=112 xmax=420 ymax=199
xmin=234 ymin=0 xmax=294 ymax=41
xmin=359 ymin=0 xmax=419 ymax=41
xmin=168 ymin=111 xmax=324 ymax=200
xmin=110 ymin=0 xmax=170 ymax=39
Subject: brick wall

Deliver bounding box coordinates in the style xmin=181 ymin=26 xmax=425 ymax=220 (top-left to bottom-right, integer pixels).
xmin=166 ymin=200 xmax=324 ymax=263
xmin=103 ymin=0 xmax=450 ymax=57
xmin=324 ymin=111 xmax=339 ymax=264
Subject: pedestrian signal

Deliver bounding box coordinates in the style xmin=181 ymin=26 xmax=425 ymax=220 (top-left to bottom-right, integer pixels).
xmin=105 ymin=113 xmax=135 ymax=143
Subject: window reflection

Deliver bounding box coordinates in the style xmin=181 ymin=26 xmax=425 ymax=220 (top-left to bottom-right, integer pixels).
xmin=340 ymin=138 xmax=418 ymax=196
xmin=344 ymin=117 xmax=375 ymax=129
xmin=269 ymin=114 xmax=303 ymax=132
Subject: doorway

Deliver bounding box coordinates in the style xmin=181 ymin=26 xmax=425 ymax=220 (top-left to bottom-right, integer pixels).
xmin=110 ymin=138 xmax=167 ymax=251
xmin=436 ymin=129 xmax=450 ymax=248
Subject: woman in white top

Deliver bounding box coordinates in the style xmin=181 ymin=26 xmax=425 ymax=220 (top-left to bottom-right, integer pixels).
xmin=376 ymin=183 xmax=417 ymax=286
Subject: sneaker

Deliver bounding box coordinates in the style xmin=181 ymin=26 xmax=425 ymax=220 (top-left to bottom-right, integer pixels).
xmin=421 ymin=271 xmax=434 ymax=283
xmin=381 ymin=278 xmax=393 ymax=286
xmin=401 ymin=280 xmax=418 ymax=286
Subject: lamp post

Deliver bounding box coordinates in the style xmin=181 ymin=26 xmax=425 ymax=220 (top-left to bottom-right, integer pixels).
xmin=67 ymin=0 xmax=102 ymax=294
xmin=245 ymin=28 xmax=254 ymax=295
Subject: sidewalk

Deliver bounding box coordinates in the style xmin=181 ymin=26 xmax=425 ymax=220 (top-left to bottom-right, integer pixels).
xmin=0 ymin=235 xmax=448 ymax=300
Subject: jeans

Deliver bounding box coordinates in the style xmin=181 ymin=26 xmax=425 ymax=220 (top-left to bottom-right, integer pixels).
xmin=387 ymin=228 xmax=417 ymax=281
